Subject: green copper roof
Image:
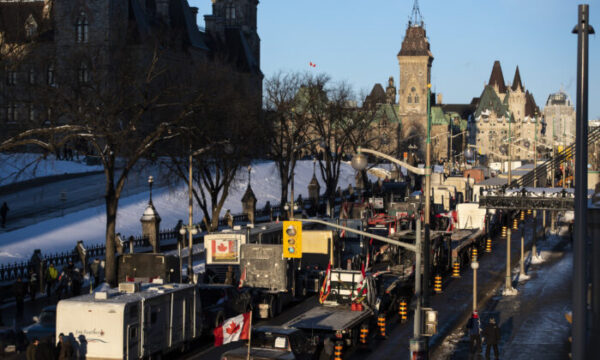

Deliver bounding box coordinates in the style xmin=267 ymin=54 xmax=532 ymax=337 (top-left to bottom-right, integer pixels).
xmin=475 ymin=85 xmax=510 ymax=119
xmin=431 ymin=106 xmax=448 ymax=125
xmin=373 ymin=103 xmax=401 ymax=125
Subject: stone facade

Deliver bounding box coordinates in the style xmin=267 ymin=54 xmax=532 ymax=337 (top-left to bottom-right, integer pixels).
xmin=472 ymin=61 xmax=541 ymax=161
xmin=542 ymin=89 xmax=575 ymax=148
xmin=0 ymin=0 xmax=262 ymax=136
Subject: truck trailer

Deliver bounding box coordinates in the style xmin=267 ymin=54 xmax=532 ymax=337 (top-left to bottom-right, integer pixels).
xmin=56 ymin=282 xmax=202 ymax=360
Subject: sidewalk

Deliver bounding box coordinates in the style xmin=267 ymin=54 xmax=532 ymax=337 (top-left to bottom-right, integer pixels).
xmin=432 ymin=226 xmax=572 ymax=359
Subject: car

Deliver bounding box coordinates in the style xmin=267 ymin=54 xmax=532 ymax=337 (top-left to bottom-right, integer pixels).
xmin=22 ymin=305 xmax=56 ymax=342
xmin=220 ymin=326 xmax=318 ymax=360
xmin=197 ymin=284 xmax=252 ymax=331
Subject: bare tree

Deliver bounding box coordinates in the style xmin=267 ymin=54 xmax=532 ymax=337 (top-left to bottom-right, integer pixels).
xmin=263 ymin=71 xmax=312 ymax=214
xmin=164 ymin=62 xmax=263 ymax=232
xmin=1 ymin=42 xmax=199 ymax=285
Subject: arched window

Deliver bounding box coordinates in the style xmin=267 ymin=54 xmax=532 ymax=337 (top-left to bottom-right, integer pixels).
xmin=407 ymin=95 xmax=412 ymax=103
xmin=25 ymin=14 xmax=38 ymax=39
xmin=29 ymin=68 xmax=35 ymax=84
xmin=415 ymin=95 xmax=419 ymax=104
xmin=76 ymin=12 xmax=89 ymax=43
xmin=78 ymin=62 xmax=89 ymax=83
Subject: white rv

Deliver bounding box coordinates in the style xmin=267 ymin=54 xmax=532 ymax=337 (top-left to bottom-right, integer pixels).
xmin=56 ymin=282 xmax=202 ymax=359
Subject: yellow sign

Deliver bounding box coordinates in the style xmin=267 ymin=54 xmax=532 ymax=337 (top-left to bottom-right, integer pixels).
xmin=283 ymin=221 xmax=302 ymax=258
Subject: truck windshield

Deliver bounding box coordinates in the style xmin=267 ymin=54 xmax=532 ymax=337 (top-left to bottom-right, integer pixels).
xmin=251 ymin=331 xmax=289 ymax=350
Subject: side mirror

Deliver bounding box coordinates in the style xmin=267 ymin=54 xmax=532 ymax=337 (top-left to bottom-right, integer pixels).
xmin=33 ymin=316 xmax=39 ymax=323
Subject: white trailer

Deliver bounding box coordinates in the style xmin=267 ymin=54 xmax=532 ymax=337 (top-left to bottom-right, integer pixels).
xmin=56 ymin=282 xmax=202 ymax=360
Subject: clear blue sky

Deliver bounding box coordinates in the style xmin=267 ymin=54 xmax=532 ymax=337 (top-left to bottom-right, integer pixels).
xmin=189 ymin=0 xmax=599 ymax=120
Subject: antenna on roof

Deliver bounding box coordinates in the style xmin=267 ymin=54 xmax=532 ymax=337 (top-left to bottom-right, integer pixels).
xmin=409 ymin=0 xmax=424 ymax=27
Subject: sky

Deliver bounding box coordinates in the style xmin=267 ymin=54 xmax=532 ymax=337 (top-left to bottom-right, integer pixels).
xmin=189 ymin=0 xmax=599 ymax=120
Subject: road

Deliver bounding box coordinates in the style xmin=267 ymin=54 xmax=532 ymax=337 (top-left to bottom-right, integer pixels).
xmin=0 ymin=162 xmax=174 ymax=232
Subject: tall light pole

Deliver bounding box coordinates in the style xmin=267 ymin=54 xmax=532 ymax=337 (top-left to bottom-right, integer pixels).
xmin=471 ymin=258 xmax=479 ymax=312
xmin=507 ymin=111 xmax=512 ymax=185
xmin=424 ymin=83 xmax=432 ymax=309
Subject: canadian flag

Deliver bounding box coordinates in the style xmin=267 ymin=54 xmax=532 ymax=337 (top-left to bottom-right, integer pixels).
xmin=238 ymin=267 xmax=247 ymax=289
xmin=213 ymin=312 xmax=251 ymax=346
xmin=319 ymin=262 xmax=332 ymax=304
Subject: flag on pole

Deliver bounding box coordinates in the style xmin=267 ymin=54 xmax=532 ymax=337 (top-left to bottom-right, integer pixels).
xmin=319 ymin=262 xmax=332 ymax=303
xmin=213 ymin=312 xmax=251 ymax=346
xmin=238 ymin=267 xmax=247 ymax=289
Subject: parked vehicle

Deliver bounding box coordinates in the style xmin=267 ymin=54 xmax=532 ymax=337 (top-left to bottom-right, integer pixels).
xmin=220 ymin=326 xmax=318 ymax=360
xmin=197 ymin=284 xmax=252 ymax=331
xmin=56 ymin=282 xmax=203 ymax=359
xmin=22 ymin=305 xmax=56 ymax=342
xmin=285 ymin=269 xmax=377 ymax=347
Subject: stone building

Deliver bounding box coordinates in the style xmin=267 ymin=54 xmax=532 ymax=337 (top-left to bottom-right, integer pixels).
xmin=542 ymin=88 xmax=575 ymax=148
xmin=0 ymin=0 xmax=262 ymax=137
xmin=472 ymin=61 xmax=541 ymax=161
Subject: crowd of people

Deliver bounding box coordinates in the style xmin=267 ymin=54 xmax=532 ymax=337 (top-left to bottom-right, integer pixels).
xmin=25 ymin=333 xmax=74 ymax=360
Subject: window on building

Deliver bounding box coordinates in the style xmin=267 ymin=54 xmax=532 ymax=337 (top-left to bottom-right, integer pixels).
xmin=225 ymin=3 xmax=236 ymax=24
xmin=415 ymin=95 xmax=419 ymax=103
xmin=47 ymin=64 xmax=55 ymax=86
xmin=407 ymin=95 xmax=412 ymax=103
xmin=76 ymin=12 xmax=89 ymax=43
xmin=28 ymin=104 xmax=35 ymax=122
xmin=6 ymin=103 xmax=17 ymax=123
xmin=6 ymin=69 xmax=17 ymax=86
xmin=29 ymin=68 xmax=35 ymax=84
xmin=78 ymin=63 xmax=89 ymax=83
xmin=25 ymin=15 xmax=38 ymax=39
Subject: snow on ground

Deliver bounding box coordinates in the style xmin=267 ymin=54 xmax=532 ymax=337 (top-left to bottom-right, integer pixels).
xmin=0 ymin=153 xmax=103 ymax=186
xmin=0 ymin=160 xmax=361 ymax=265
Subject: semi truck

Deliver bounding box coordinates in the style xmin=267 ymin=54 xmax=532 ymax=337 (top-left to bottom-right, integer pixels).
xmin=55 ymin=282 xmax=203 ymax=360
xmin=240 ymin=230 xmax=336 ymax=318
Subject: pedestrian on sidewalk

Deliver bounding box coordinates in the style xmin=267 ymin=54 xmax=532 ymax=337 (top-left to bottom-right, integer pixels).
xmin=482 ymin=317 xmax=500 ymax=360
xmin=29 ymin=270 xmax=38 ymax=301
xmin=466 ymin=310 xmax=482 ymax=354
xmin=45 ymin=263 xmax=58 ymax=297
xmin=26 ymin=338 xmax=39 ymax=360
xmin=57 ymin=333 xmax=74 ymax=360
xmin=0 ymin=201 xmax=9 ymax=228
xmin=90 ymin=258 xmax=101 ymax=286
xmin=13 ymin=277 xmax=28 ymax=322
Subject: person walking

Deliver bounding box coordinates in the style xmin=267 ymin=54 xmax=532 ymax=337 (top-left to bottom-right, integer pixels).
xmin=466 ymin=310 xmax=482 ymax=354
xmin=57 ymin=333 xmax=74 ymax=360
xmin=26 ymin=338 xmax=39 ymax=360
xmin=13 ymin=277 xmax=28 ymax=323
xmin=482 ymin=317 xmax=500 ymax=360
xmin=29 ymin=270 xmax=38 ymax=302
xmin=0 ymin=201 xmax=8 ymax=228
xmin=44 ymin=263 xmax=58 ymax=297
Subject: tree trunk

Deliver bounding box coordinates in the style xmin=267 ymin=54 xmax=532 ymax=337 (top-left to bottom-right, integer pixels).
xmin=105 ymin=191 xmax=118 ymax=287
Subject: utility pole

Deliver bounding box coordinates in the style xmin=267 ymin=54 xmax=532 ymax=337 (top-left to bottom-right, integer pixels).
xmin=572 ymin=5 xmax=593 ymax=359
xmin=424 ymin=84 xmax=432 ymax=311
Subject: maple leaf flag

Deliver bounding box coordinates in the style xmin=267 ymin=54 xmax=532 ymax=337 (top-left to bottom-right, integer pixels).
xmin=213 ymin=312 xmax=251 ymax=346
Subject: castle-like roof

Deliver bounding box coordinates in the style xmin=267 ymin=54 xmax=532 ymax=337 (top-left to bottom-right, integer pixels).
xmin=364 ymin=83 xmax=387 ymax=108
xmin=511 ymin=66 xmax=523 ymax=91
xmin=488 ymin=61 xmax=507 ymax=94
xmin=398 ymin=25 xmax=433 ymax=58
xmin=0 ymin=1 xmax=52 ymax=43
xmin=524 ymin=91 xmax=539 ymax=118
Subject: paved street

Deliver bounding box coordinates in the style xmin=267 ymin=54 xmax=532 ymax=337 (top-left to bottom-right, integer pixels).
xmin=0 ymin=162 xmax=172 ymax=233
xmin=432 ymin=226 xmax=572 ymax=359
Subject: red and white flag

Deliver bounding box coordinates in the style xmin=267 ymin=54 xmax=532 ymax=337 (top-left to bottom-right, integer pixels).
xmin=213 ymin=312 xmax=251 ymax=346
xmin=319 ymin=262 xmax=332 ymax=303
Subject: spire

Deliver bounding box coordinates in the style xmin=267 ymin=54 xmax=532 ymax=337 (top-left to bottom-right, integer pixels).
xmin=488 ymin=61 xmax=507 ymax=94
xmin=409 ymin=0 xmax=424 ymax=27
xmin=511 ymin=66 xmax=523 ymax=91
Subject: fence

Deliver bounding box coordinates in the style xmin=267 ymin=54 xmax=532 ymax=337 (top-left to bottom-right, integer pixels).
xmin=0 ymin=186 xmax=359 ymax=283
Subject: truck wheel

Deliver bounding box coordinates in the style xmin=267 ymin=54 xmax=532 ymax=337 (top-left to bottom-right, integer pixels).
xmin=268 ymin=296 xmax=277 ymax=318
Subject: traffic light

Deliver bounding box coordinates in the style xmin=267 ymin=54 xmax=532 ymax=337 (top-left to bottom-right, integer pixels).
xmin=283 ymin=221 xmax=302 ymax=258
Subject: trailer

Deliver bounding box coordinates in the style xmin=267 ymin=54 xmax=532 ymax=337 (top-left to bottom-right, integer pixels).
xmin=55 ymin=282 xmax=202 ymax=360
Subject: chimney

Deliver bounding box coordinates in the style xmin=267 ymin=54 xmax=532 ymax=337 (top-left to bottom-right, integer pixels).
xmin=437 ymin=93 xmax=443 ymax=105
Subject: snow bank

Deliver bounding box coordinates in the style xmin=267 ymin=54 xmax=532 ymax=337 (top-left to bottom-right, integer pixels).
xmin=0 ymin=160 xmax=361 ymax=265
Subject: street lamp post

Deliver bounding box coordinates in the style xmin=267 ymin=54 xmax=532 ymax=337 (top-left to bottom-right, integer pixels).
xmin=471 ymin=259 xmax=479 ymax=312
xmin=424 ymin=83 xmax=433 ymax=309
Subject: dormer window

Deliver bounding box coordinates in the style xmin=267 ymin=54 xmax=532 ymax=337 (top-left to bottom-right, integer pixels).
xmin=76 ymin=12 xmax=89 ymax=43
xmin=47 ymin=64 xmax=55 ymax=86
xmin=25 ymin=14 xmax=38 ymax=39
